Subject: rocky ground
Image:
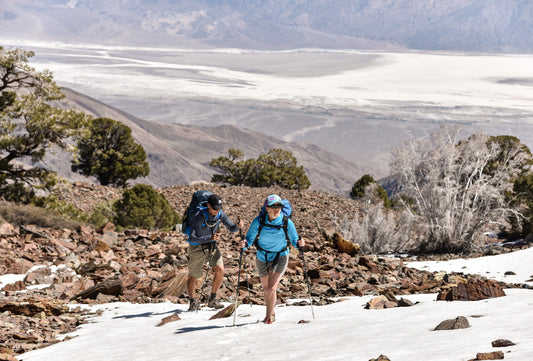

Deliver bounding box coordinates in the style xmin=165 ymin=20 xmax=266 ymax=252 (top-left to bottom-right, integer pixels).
xmin=0 ymin=182 xmax=530 ymax=359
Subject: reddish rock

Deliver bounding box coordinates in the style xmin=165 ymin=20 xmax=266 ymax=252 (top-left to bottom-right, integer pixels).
xmin=157 ymin=313 xmax=181 ymax=326
xmin=437 ymin=280 xmax=505 ymax=301
xmin=365 ymin=295 xmax=398 ymax=309
xmin=475 ymin=351 xmax=504 ymax=360
xmin=491 ymin=339 xmax=515 ymax=347
xmin=1 ymin=281 xmax=26 ymax=292
xmin=4 ymin=258 xmax=34 ymax=274
xmin=0 ymin=223 xmax=16 ymax=236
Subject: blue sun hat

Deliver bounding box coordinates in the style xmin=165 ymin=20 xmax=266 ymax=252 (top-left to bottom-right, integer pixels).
xmin=266 ymin=194 xmax=283 ymax=207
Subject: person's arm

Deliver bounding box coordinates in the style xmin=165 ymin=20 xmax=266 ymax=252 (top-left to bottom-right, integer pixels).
xmin=242 ymin=217 xmax=259 ymax=250
xmin=220 ymin=212 xmax=240 ymax=233
xmin=287 ymin=219 xmax=304 ymax=248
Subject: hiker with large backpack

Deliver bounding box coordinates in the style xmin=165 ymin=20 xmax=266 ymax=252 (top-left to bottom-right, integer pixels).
xmin=184 ymin=192 xmax=243 ymax=311
xmin=239 ymin=194 xmax=305 ymax=324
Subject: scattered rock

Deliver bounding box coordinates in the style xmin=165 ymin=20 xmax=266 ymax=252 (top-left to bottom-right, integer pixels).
xmin=473 ymin=351 xmax=505 ymax=360
xmin=437 ymin=279 xmax=505 ymax=301
xmin=157 ymin=313 xmax=181 ymax=327
xmin=491 ymin=339 xmax=515 ymax=347
xmin=369 ymin=355 xmax=391 ymax=361
xmin=73 ymin=276 xmax=124 ymax=300
xmin=433 ymin=316 xmax=470 ymax=330
xmin=365 ymin=295 xmax=398 ymax=309
xmin=209 ymin=303 xmax=236 ymax=320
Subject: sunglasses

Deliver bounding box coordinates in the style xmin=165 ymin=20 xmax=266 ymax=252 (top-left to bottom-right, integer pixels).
xmin=267 ymin=204 xmax=283 ymax=209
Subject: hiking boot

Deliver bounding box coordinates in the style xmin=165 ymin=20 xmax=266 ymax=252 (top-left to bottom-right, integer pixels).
xmin=207 ymin=298 xmax=224 ymax=309
xmin=188 ymin=298 xmax=200 ymax=311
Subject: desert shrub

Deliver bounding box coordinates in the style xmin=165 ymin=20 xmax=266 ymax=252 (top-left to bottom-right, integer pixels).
xmin=32 ymin=195 xmax=88 ymax=222
xmin=0 ymin=200 xmax=86 ymax=230
xmin=333 ymin=198 xmax=413 ymax=254
xmin=88 ymin=201 xmax=116 ymax=228
xmin=113 ymin=184 xmax=178 ymax=230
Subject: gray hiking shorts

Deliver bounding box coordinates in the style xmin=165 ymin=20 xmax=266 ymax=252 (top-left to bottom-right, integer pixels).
xmin=188 ymin=243 xmax=223 ymax=279
xmin=256 ymin=255 xmax=289 ymax=278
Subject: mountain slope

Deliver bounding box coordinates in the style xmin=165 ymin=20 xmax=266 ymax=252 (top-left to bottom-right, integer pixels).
xmin=2 ymin=0 xmax=533 ymax=52
xmin=52 ymin=88 xmax=365 ymax=195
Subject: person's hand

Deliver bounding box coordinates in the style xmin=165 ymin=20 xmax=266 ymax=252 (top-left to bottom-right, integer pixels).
xmin=239 ymin=240 xmax=247 ymax=249
xmin=211 ymin=232 xmax=220 ymax=241
xmin=297 ymin=238 xmax=306 ymax=248
xmin=237 ymin=219 xmax=244 ymax=229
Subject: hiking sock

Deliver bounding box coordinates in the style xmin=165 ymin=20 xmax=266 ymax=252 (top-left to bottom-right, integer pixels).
xmin=209 ymin=293 xmax=216 ymax=302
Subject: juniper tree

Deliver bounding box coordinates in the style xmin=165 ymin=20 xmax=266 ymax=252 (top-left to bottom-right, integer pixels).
xmin=0 ymin=46 xmax=90 ymax=201
xmin=210 ymin=148 xmax=311 ymax=190
xmin=350 ymin=174 xmax=391 ymax=208
xmin=71 ymin=117 xmax=149 ymax=187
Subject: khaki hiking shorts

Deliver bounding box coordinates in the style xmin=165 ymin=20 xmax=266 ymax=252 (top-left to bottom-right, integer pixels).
xmin=256 ymin=255 xmax=289 ymax=278
xmin=188 ymin=243 xmax=223 ymax=279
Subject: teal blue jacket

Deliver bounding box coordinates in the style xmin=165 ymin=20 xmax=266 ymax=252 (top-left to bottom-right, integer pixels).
xmin=244 ymin=213 xmax=299 ymax=262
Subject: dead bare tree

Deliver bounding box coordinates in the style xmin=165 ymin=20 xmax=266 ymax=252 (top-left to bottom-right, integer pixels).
xmin=333 ymin=184 xmax=413 ymax=254
xmin=390 ymin=124 xmax=531 ymax=253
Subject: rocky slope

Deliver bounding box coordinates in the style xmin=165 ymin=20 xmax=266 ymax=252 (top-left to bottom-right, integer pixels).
xmin=1 ymin=182 xmax=528 ymax=358
xmin=45 ymin=87 xmax=367 ymax=197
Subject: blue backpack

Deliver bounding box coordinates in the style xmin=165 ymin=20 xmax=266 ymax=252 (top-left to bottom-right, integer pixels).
xmin=181 ymin=190 xmax=216 ymax=236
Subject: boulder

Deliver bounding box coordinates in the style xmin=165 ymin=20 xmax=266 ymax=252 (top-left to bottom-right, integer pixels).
xmin=437 ymin=279 xmax=505 ymax=301
xmin=433 ymin=316 xmax=470 ymax=330
xmin=474 ymin=351 xmax=504 ymax=360
xmin=491 ymin=339 xmax=515 ymax=347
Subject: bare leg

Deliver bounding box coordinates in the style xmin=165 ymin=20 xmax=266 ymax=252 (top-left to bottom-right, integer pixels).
xmin=260 ymin=271 xmax=283 ymax=321
xmin=211 ymin=265 xmax=225 ymax=296
xmin=187 ymin=276 xmax=202 ymax=299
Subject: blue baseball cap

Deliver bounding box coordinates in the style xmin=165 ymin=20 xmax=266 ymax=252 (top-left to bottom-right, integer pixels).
xmin=266 ymin=194 xmax=283 ymax=207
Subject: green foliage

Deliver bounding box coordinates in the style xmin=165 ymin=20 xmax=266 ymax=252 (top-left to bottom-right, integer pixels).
xmin=87 ymin=201 xmax=116 ymax=228
xmin=1 ymin=45 xmax=91 ymax=198
xmin=72 ymin=117 xmax=150 ymax=187
xmin=210 ymin=148 xmax=311 ymax=190
xmin=32 ymin=194 xmax=88 ymax=222
xmin=486 ymin=135 xmax=533 ymax=177
xmin=350 ymin=174 xmax=392 ymax=208
xmin=512 ymin=173 xmax=533 ymax=238
xmin=113 ymin=184 xmax=178 ymax=230
xmin=0 ymin=200 xmax=86 ymax=230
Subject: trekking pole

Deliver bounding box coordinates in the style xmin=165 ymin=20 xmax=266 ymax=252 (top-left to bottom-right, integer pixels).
xmin=196 ymin=242 xmax=216 ymax=313
xmin=233 ymin=247 xmax=244 ymax=326
xmin=299 ymin=247 xmax=315 ymax=319
xmin=233 ymin=216 xmax=245 ymax=326
xmin=245 ymin=266 xmax=252 ymax=308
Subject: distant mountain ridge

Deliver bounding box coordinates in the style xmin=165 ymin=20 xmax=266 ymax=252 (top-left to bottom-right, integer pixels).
xmin=2 ymin=0 xmax=533 ymax=52
xmin=47 ymin=88 xmax=365 ymax=196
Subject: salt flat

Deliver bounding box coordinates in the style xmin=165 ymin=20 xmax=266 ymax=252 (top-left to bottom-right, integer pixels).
xmin=3 ymin=39 xmax=533 ymax=176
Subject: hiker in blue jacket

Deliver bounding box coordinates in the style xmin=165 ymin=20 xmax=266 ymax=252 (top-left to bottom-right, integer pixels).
xmin=187 ymin=194 xmax=243 ymax=311
xmin=240 ymin=194 xmax=305 ymax=324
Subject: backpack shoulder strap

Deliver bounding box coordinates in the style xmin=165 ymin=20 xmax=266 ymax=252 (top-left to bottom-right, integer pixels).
xmin=252 ymin=214 xmax=267 ymax=246
xmin=253 ymin=214 xmax=291 ymax=248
